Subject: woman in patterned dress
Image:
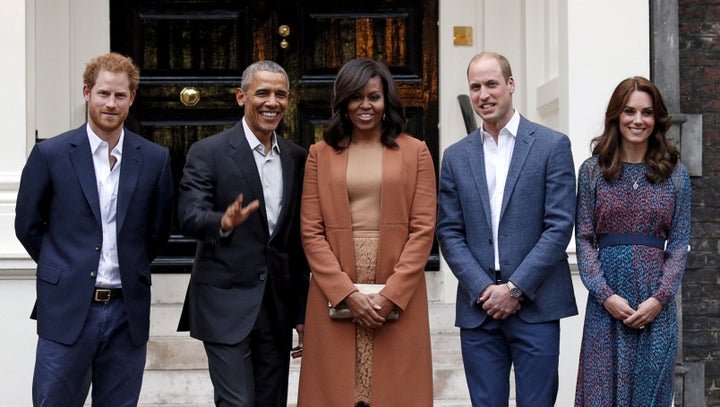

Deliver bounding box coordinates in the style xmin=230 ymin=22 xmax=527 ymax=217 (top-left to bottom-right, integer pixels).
xmin=297 ymin=58 xmax=435 ymax=407
xmin=574 ymin=76 xmax=691 ymax=406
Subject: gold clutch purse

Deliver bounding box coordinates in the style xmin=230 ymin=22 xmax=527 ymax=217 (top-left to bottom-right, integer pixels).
xmin=328 ymin=284 xmax=400 ymax=321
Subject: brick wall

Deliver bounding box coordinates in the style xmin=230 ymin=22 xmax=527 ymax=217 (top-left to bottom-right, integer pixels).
xmin=679 ymin=1 xmax=720 ymax=405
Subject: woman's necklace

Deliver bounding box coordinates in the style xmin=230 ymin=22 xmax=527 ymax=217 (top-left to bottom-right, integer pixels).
xmin=625 ymin=161 xmax=645 ymax=190
xmin=631 ymin=170 xmax=646 ymax=190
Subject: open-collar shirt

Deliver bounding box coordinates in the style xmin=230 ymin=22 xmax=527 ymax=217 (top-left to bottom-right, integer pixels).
xmin=242 ymin=117 xmax=283 ymax=236
xmin=87 ymin=124 xmax=123 ymax=288
xmin=480 ymin=110 xmax=520 ymax=271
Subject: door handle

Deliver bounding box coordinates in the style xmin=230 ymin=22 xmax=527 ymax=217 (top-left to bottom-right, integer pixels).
xmin=278 ymin=24 xmax=290 ymax=49
xmin=180 ymin=87 xmax=200 ymax=107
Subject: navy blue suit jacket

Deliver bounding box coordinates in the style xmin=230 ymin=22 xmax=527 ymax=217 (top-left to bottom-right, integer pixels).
xmin=15 ymin=124 xmax=174 ymax=346
xmin=437 ymin=115 xmax=578 ymax=328
xmin=176 ymin=122 xmax=309 ymax=345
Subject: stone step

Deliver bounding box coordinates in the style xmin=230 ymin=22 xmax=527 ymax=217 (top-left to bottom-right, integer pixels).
xmin=152 ymin=271 xmax=444 ymax=304
xmin=138 ymin=361 xmax=470 ymax=405
xmin=141 ymin=329 xmax=469 ymax=405
xmin=149 ymin=272 xmax=446 ymax=306
xmin=146 ymin=329 xmax=463 ymax=371
xmin=150 ymin=299 xmax=458 ymax=336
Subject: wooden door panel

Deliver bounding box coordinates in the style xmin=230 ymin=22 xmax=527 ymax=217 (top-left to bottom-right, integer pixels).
xmin=131 ymin=10 xmax=247 ymax=74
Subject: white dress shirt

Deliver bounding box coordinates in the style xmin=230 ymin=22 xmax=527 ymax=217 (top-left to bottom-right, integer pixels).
xmin=87 ymin=125 xmax=123 ymax=288
xmin=242 ymin=118 xmax=283 ymax=236
xmin=481 ymin=110 xmax=520 ymax=271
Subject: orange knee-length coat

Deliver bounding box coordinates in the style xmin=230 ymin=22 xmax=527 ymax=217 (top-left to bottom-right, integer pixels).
xmin=297 ymin=134 xmax=436 ymax=407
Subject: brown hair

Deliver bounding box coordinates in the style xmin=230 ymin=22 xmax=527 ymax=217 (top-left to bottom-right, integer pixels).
xmin=83 ymin=53 xmax=140 ymax=92
xmin=467 ymin=51 xmax=513 ymax=83
xmin=323 ymin=58 xmax=406 ymax=150
xmin=592 ymin=76 xmax=678 ymax=183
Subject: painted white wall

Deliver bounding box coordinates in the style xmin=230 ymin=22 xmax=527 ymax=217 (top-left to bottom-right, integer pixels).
xmin=33 ymin=0 xmax=110 ymax=141
xmin=0 ymin=278 xmax=37 ymax=407
xmin=562 ymin=0 xmax=650 ymax=174
xmin=0 ymin=0 xmax=30 ymax=259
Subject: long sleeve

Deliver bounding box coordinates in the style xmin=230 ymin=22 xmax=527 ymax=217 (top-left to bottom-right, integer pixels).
xmin=15 ymin=144 xmax=53 ymax=262
xmin=575 ymin=157 xmax=615 ymax=304
xmin=652 ymin=162 xmax=691 ymax=305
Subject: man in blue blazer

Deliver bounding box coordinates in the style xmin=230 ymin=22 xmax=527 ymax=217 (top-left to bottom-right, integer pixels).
xmin=437 ymin=52 xmax=578 ymax=407
xmin=15 ymin=53 xmax=174 ymax=406
xmin=177 ymin=61 xmax=309 ymax=407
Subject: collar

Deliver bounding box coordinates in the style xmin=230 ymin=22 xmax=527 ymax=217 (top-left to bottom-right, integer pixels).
xmin=480 ymin=110 xmax=520 ymax=143
xmin=242 ymin=117 xmax=280 ymax=155
xmin=87 ymin=124 xmax=124 ymax=155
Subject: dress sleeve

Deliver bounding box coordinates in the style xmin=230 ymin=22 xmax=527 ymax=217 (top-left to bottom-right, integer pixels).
xmin=652 ymin=162 xmax=692 ymax=305
xmin=576 ymin=158 xmax=615 ymax=304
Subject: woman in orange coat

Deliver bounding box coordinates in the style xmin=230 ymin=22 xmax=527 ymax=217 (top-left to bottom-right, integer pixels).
xmin=297 ymin=58 xmax=436 ymax=407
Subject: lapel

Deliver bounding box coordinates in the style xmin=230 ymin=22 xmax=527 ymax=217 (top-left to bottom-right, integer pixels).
xmin=466 ymin=130 xmax=493 ymax=230
xmin=501 ymin=116 xmax=535 ymax=218
xmin=69 ymin=127 xmax=102 ymax=226
xmin=329 ymin=143 xmax=353 ymax=229
xmin=228 ymin=123 xmax=269 ymax=233
xmin=117 ymin=131 xmax=142 ymax=232
xmin=270 ymin=137 xmax=295 ymax=241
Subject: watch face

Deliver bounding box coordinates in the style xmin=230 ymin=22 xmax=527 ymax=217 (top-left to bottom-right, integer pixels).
xmin=507 ymin=282 xmax=522 ymax=297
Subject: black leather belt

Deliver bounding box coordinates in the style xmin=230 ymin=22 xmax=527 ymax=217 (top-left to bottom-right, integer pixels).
xmin=93 ymin=288 xmax=123 ymax=302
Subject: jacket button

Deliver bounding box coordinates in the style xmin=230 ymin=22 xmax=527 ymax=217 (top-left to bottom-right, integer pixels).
xmin=488 ymin=239 xmax=493 ymax=244
xmin=90 ymin=272 xmax=96 ymax=277
xmin=95 ymin=245 xmax=101 ymax=251
xmin=259 ymin=274 xmax=266 ymax=281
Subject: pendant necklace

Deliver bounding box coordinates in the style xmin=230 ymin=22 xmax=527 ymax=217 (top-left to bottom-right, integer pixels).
xmin=632 ymin=172 xmax=644 ymax=190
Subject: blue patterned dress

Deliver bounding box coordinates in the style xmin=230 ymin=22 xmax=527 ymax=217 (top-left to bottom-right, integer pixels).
xmin=574 ymin=156 xmax=691 ymax=407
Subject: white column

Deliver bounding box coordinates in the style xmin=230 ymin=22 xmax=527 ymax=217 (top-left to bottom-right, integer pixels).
xmin=0 ymin=0 xmax=31 ymax=257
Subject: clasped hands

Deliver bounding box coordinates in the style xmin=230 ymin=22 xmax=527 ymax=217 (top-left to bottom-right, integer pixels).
xmin=220 ymin=194 xmax=260 ymax=232
xmin=602 ymin=294 xmax=662 ymax=330
xmin=479 ymin=284 xmax=522 ymax=320
xmin=344 ymin=291 xmax=395 ymax=328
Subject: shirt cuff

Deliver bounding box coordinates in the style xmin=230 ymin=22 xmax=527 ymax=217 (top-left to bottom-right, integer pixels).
xmin=219 ymin=227 xmax=232 ymax=238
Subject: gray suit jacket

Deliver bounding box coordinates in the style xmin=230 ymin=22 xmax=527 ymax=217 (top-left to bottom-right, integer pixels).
xmin=436 ymin=115 xmax=578 ymax=327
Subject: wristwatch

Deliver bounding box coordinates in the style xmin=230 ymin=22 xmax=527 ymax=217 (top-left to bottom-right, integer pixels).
xmin=506 ymin=281 xmax=523 ymax=298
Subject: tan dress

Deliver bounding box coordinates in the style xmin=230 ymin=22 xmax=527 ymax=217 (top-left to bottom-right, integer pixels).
xmin=346 ymin=142 xmax=383 ymax=404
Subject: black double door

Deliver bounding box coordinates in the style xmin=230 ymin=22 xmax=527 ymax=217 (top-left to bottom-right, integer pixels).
xmin=110 ymin=0 xmax=439 ymax=271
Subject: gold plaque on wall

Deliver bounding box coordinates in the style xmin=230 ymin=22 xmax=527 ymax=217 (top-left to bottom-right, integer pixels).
xmin=453 ymin=26 xmax=472 ymax=46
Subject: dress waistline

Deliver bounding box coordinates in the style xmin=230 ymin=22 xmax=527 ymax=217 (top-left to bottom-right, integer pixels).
xmin=598 ymin=234 xmax=665 ymax=249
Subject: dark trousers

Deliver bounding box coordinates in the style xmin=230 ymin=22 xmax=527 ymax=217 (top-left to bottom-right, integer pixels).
xmin=460 ymin=315 xmax=560 ymax=407
xmin=203 ymin=299 xmax=292 ymax=407
xmin=32 ymin=298 xmax=146 ymax=407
